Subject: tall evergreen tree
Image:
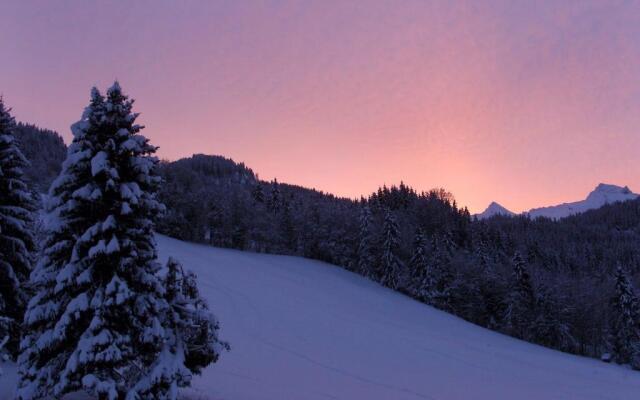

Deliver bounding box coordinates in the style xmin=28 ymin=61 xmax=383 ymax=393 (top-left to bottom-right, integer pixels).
xmin=0 ymin=97 xmax=36 ymax=359
xmin=505 ymin=252 xmax=535 ymax=339
xmin=421 ymin=236 xmax=452 ymax=308
xmin=154 ymin=258 xmax=228 ymax=397
xmin=267 ymin=178 xmax=280 ymax=214
xmin=529 ymin=285 xmax=575 ymax=352
xmin=17 ymin=83 xmax=223 ymax=399
xmin=251 ymin=182 xmax=265 ymax=204
xmin=380 ymin=209 xmax=403 ymax=289
xmin=279 ymin=196 xmax=296 ymax=251
xmin=357 ymin=204 xmax=376 ymax=278
xmin=229 ymin=197 xmax=248 ymax=249
xmin=409 ymin=230 xmax=429 ymax=299
xmin=609 ymin=265 xmax=640 ymax=369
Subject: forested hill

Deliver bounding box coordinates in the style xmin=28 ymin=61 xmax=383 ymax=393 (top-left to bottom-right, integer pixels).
xmin=157 ymin=153 xmax=640 ymax=365
xmin=158 ymin=155 xmax=468 ymax=262
xmin=13 ymin=122 xmax=66 ymax=192
xmin=13 ymin=126 xmax=640 ymax=369
xmin=161 ymin=153 xmax=257 ymax=186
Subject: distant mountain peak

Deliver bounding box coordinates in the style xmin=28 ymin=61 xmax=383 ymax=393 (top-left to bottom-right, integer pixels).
xmin=527 ymin=183 xmax=638 ymax=219
xmin=475 ymin=201 xmax=514 ymax=220
xmin=477 ymin=183 xmax=638 ymax=221
xmin=592 ymin=183 xmax=632 ymax=195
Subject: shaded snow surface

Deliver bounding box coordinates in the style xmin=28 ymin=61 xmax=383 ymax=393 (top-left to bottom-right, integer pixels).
xmin=2 ymin=234 xmax=640 ymax=399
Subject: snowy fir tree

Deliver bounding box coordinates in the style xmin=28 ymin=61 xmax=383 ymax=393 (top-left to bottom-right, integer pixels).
xmin=251 ymin=182 xmax=265 ymax=203
xmin=0 ymin=97 xmax=36 ymax=359
xmin=421 ymin=236 xmax=452 ymax=308
xmin=505 ymin=252 xmax=535 ymax=339
xmin=409 ymin=230 xmax=429 ymax=299
xmin=380 ymin=209 xmax=403 ymax=289
xmin=356 ymin=204 xmax=376 ymax=279
xmin=17 ymin=83 xmax=223 ymax=399
xmin=164 ymin=258 xmax=228 ymax=377
xmin=267 ymin=178 xmax=280 ymax=214
xmin=529 ymin=285 xmax=575 ymax=352
xmin=279 ymin=196 xmax=296 ymax=251
xmin=609 ymin=265 xmax=640 ymax=369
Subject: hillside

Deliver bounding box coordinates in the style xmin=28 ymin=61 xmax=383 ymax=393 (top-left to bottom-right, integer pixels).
xmin=2 ymin=236 xmax=640 ymax=399
xmin=13 ymin=122 xmax=66 ymax=192
xmin=22 ymin=234 xmax=640 ymax=399
xmin=10 ymin=129 xmax=640 ymax=364
xmin=146 ymin=236 xmax=640 ymax=399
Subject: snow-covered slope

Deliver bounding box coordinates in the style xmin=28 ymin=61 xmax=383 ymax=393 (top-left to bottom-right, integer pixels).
xmin=527 ymin=183 xmax=638 ymax=219
xmin=3 ymin=235 xmax=640 ymax=399
xmin=475 ymin=201 xmax=515 ymax=219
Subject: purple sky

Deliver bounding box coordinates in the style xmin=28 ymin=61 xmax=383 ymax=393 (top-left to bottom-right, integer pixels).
xmin=1 ymin=0 xmax=639 ymax=212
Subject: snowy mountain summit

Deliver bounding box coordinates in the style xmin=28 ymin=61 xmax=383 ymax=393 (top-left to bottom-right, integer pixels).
xmin=527 ymin=183 xmax=638 ymax=219
xmin=478 ymin=183 xmax=638 ymax=220
xmin=476 ymin=201 xmax=515 ymax=219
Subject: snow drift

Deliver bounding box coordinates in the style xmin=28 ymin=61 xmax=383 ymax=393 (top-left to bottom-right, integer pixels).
xmin=2 ymin=234 xmax=640 ymax=399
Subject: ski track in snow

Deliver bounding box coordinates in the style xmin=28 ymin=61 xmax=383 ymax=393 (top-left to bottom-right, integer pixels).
xmin=2 ymin=234 xmax=640 ymax=400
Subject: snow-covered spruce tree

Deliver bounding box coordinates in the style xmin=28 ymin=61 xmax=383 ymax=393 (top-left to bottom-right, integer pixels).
xmin=609 ymin=265 xmax=640 ymax=369
xmin=164 ymin=258 xmax=228 ymax=377
xmin=408 ymin=230 xmax=428 ymax=299
xmin=529 ymin=284 xmax=575 ymax=352
xmin=421 ymin=236 xmax=453 ymax=309
xmin=251 ymin=182 xmax=265 ymax=204
xmin=267 ymin=178 xmax=280 ymax=214
xmin=17 ymin=83 xmax=223 ymax=400
xmin=380 ymin=209 xmax=404 ymax=290
xmin=504 ymin=252 xmax=535 ymax=340
xmin=279 ymin=196 xmax=296 ymax=252
xmin=356 ymin=204 xmax=376 ymax=279
xmin=0 ymin=97 xmax=36 ymax=360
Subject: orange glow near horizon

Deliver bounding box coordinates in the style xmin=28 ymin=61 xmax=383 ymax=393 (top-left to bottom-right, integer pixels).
xmin=1 ymin=1 xmax=639 ymax=213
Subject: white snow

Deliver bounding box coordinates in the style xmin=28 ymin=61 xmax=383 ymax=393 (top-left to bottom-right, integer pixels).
xmin=90 ymin=151 xmax=109 ymax=177
xmin=0 ymin=363 xmax=18 ymax=399
xmin=105 ymin=236 xmax=120 ymax=254
xmin=2 ymin=234 xmax=639 ymax=399
xmin=87 ymin=240 xmax=106 ymax=258
xmin=120 ymin=183 xmax=141 ymax=204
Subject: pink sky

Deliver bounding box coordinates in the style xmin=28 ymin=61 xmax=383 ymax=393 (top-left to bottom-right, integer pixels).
xmin=1 ymin=1 xmax=639 ymax=213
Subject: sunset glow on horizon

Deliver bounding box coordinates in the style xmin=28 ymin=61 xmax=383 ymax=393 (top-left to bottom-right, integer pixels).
xmin=1 ymin=1 xmax=639 ymax=213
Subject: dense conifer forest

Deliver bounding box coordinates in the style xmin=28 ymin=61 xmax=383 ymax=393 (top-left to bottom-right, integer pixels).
xmin=12 ymin=123 xmax=66 ymax=193
xmin=11 ymin=128 xmax=640 ymax=369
